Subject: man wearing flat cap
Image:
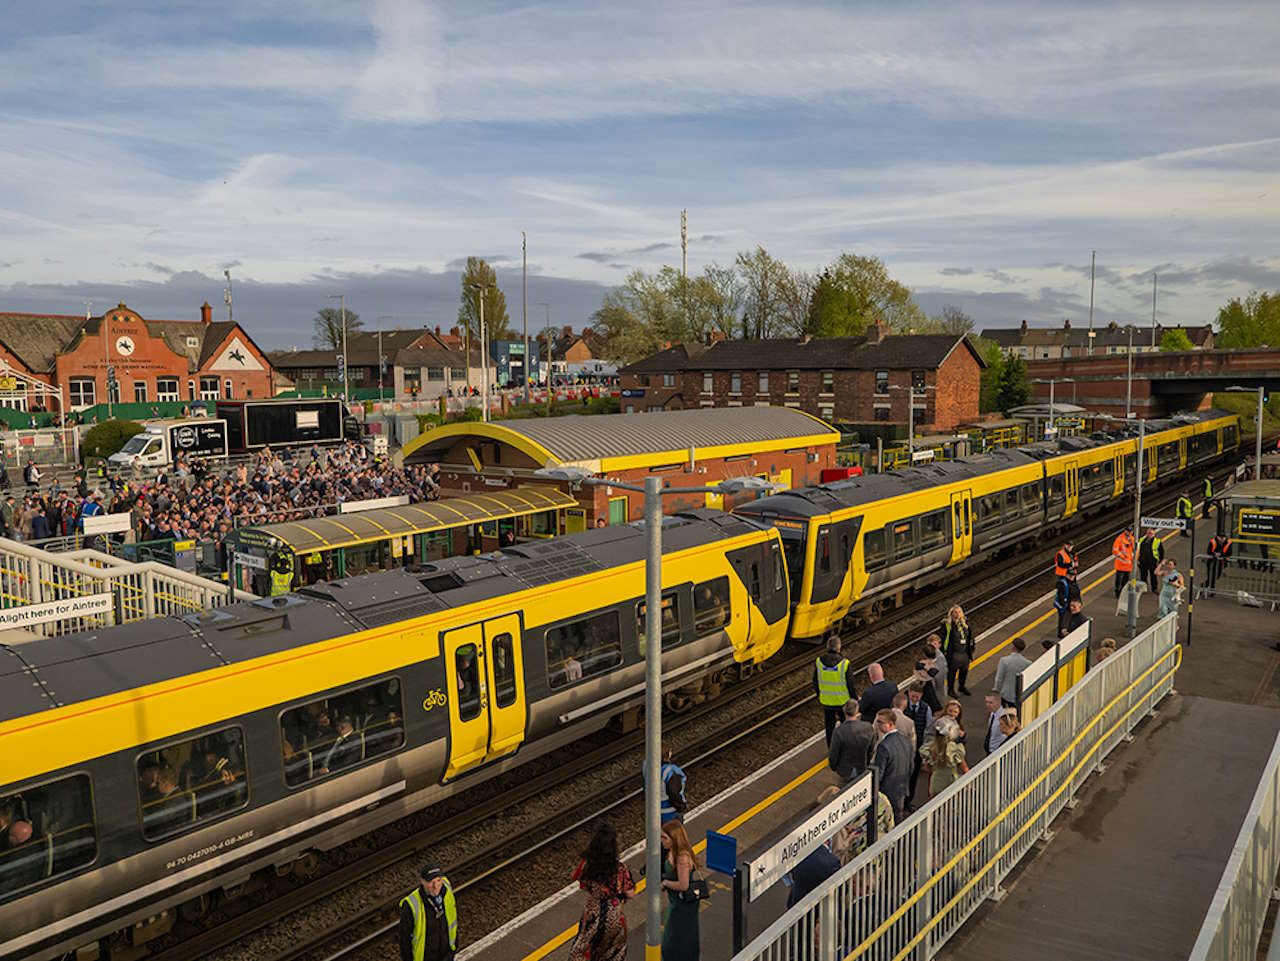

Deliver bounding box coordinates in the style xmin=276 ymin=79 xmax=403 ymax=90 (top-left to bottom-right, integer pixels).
xmin=400 ymin=861 xmax=458 ymax=961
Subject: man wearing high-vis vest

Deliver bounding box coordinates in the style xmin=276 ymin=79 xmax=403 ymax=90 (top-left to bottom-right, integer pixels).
xmin=400 ymin=862 xmax=458 ymax=961
xmin=1176 ymin=490 xmax=1194 ymax=537
xmin=269 ymin=549 xmax=293 ymax=597
xmin=1111 ymin=529 xmax=1135 ymax=598
xmin=1203 ymin=475 xmax=1214 ymax=519
xmin=815 ymin=634 xmax=858 ymax=745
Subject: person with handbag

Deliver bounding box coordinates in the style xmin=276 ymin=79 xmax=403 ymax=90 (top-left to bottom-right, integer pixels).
xmin=569 ymin=821 xmax=634 ymax=961
xmin=659 ymin=819 xmax=704 ymax=960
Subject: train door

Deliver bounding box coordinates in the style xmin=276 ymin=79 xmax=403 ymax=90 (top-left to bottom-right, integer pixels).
xmin=1064 ymin=461 xmax=1079 ymax=515
xmin=1216 ymin=427 xmax=1224 ymax=455
xmin=441 ymin=613 xmax=526 ymax=780
xmin=1178 ymin=437 xmax=1187 ymax=469
xmin=1147 ymin=443 xmax=1157 ymax=483
xmin=949 ymin=489 xmax=972 ymax=564
xmin=1113 ymin=451 xmax=1124 ymax=497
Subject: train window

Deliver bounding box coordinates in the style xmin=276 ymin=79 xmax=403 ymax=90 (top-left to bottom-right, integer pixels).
xmin=546 ymin=609 xmax=623 ymax=689
xmin=694 ymin=577 xmax=731 ymax=635
xmin=749 ymin=562 xmax=762 ymax=601
xmin=455 ymin=645 xmax=483 ymax=721
xmin=773 ymin=548 xmax=785 ymax=592
xmin=891 ymin=519 xmax=915 ymax=560
xmin=1021 ymin=483 xmax=1040 ymax=511
xmin=863 ymin=528 xmax=887 ymax=571
xmin=279 ymin=678 xmax=405 ymax=788
xmin=637 ymin=591 xmax=682 ymax=654
xmin=1004 ymin=489 xmax=1020 ymax=518
xmin=977 ymin=494 xmax=1003 ymax=531
xmin=818 ymin=529 xmax=831 ymax=572
xmin=491 ymin=634 xmax=517 ymax=708
xmin=0 ymin=774 xmax=96 ymax=902
xmin=1049 ymin=475 xmax=1065 ymax=503
xmin=920 ymin=510 xmax=948 ymax=549
xmin=138 ymin=727 xmax=248 ymax=840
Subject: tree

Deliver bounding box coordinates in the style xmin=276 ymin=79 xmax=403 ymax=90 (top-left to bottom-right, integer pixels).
xmin=590 ymin=269 xmax=681 ymax=365
xmin=805 ymin=252 xmax=926 ymax=337
xmin=1216 ymin=290 xmax=1280 ymax=348
xmin=995 ymin=352 xmax=1030 ymax=411
xmin=1159 ymin=327 xmax=1194 ymax=351
xmin=735 ymin=246 xmax=790 ymax=338
xmin=82 ymin=419 xmax=144 ymax=461
xmin=935 ymin=305 xmax=975 ymax=337
xmin=702 ymin=263 xmax=743 ymax=338
xmin=777 ymin=267 xmax=816 ymax=337
xmin=973 ymin=337 xmax=1007 ymax=413
xmin=313 ymin=307 xmax=363 ymax=349
xmin=457 ymin=257 xmax=512 ymax=345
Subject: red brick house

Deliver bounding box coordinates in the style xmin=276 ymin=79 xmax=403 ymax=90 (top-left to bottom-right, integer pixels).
xmin=0 ymin=301 xmax=276 ymax=411
xmin=618 ymin=325 xmax=985 ymax=431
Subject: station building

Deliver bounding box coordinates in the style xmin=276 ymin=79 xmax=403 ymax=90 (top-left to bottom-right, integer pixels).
xmin=402 ymin=406 xmax=841 ymax=529
xmin=0 ymin=300 xmax=276 ymax=411
xmin=617 ymin=323 xmax=984 ymax=431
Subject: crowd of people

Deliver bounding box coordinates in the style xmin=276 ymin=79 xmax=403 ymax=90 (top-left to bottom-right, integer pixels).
xmin=0 ymin=440 xmax=441 ymax=559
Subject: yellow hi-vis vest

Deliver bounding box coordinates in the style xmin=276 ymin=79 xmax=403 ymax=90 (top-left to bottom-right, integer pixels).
xmin=269 ymin=569 xmax=292 ymax=596
xmin=401 ymin=881 xmax=458 ymax=959
xmin=1204 ymin=477 xmax=1213 ymax=499
xmin=1176 ymin=495 xmax=1193 ymax=519
xmin=816 ymin=657 xmax=850 ymax=707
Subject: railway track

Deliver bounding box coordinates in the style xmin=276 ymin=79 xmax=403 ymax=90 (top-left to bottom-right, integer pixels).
xmin=149 ymin=457 xmax=1238 ymax=961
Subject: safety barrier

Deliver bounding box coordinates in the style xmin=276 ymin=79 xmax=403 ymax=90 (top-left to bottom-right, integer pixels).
xmin=0 ymin=537 xmax=252 ymax=637
xmin=733 ymin=613 xmax=1181 ymax=961
xmin=1188 ymin=732 xmax=1280 ymax=961
xmin=1016 ymin=620 xmax=1091 ymax=725
xmin=1195 ymin=554 xmax=1280 ymax=611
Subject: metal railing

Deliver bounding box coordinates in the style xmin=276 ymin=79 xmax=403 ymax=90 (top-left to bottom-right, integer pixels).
xmin=1188 ymin=732 xmax=1280 ymax=961
xmin=1194 ymin=554 xmax=1280 ymax=610
xmin=734 ymin=613 xmax=1181 ymax=961
xmin=0 ymin=537 xmax=252 ymax=637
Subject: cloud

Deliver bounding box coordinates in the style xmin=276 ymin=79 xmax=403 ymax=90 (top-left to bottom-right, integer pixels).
xmin=0 ymin=266 xmax=613 ymax=349
xmin=940 ymin=267 xmax=975 ymax=276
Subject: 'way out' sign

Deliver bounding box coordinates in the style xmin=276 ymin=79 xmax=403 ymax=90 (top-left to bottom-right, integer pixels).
xmin=747 ymin=770 xmax=873 ymax=901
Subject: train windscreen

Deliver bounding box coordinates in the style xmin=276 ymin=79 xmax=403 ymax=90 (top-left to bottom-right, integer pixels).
xmin=771 ymin=518 xmax=807 ymax=594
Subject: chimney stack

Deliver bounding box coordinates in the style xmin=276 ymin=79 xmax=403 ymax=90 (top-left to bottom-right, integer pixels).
xmin=562 ymin=324 xmax=572 ymax=338
xmin=435 ymin=325 xmax=441 ymax=336
xmin=200 ymin=301 xmax=212 ymax=325
xmin=872 ymin=319 xmax=889 ymax=343
xmin=1020 ymin=319 xmax=1028 ymax=333
xmin=1063 ymin=318 xmax=1071 ymax=330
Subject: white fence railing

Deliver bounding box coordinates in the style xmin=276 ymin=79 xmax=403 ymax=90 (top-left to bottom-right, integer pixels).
xmin=1188 ymin=732 xmax=1280 ymax=961
xmin=0 ymin=538 xmax=252 ymax=637
xmin=734 ymin=613 xmax=1181 ymax=961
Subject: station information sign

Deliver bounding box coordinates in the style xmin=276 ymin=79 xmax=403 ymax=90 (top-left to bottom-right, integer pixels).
xmin=1140 ymin=516 xmax=1185 ymax=531
xmin=1239 ymin=510 xmax=1280 ymax=538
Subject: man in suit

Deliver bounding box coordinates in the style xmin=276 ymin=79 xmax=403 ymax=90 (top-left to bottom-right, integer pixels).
xmin=993 ymin=637 xmax=1031 ymax=708
xmin=828 ymin=699 xmax=875 ymax=786
xmin=872 ymin=709 xmax=913 ymax=824
xmin=321 ymin=716 xmax=363 ymax=774
xmin=984 ymin=692 xmax=1008 ymax=755
xmin=858 ymin=663 xmax=898 ymax=722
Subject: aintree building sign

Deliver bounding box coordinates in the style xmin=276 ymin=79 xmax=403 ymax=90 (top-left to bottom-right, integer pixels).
xmin=0 ymin=300 xmax=277 ymax=413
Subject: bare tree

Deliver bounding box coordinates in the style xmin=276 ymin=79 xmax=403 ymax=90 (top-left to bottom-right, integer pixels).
xmin=313 ymin=307 xmax=363 ymax=349
xmin=735 ymin=246 xmax=789 ymax=338
xmin=702 ymin=263 xmax=744 ymax=338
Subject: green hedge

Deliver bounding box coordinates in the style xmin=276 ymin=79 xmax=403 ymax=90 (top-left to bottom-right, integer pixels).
xmin=81 ymin=420 xmax=144 ymax=461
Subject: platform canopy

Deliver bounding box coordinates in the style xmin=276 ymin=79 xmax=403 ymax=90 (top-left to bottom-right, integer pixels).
xmin=229 ymin=487 xmax=577 ymax=554
xmin=402 ymin=406 xmax=840 ymax=473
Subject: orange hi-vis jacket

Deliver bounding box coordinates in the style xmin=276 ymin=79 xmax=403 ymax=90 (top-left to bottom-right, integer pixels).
xmin=1112 ymin=531 xmax=1135 ymax=572
xmin=1054 ymin=548 xmax=1078 ymax=578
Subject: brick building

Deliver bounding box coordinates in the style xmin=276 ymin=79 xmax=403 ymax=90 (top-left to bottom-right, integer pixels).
xmin=0 ymin=301 xmax=276 ymax=412
xmin=981 ymin=318 xmax=1214 ymax=360
xmin=618 ymin=325 xmax=984 ymax=430
xmin=401 ymin=406 xmax=840 ymax=529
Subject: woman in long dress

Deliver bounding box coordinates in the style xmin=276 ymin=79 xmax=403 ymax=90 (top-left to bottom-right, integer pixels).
xmin=659 ymin=819 xmax=701 ymax=961
xmin=569 ymin=821 xmax=635 ymax=961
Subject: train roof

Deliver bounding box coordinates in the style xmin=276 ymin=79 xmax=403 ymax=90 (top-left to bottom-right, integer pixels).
xmin=739 ymin=409 xmax=1238 ymax=519
xmin=0 ymin=509 xmax=764 ymax=724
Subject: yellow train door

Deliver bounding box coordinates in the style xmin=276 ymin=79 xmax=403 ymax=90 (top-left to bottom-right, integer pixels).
xmin=949 ymin=489 xmax=972 ymax=564
xmin=1113 ymin=451 xmax=1124 ymax=497
xmin=1147 ymin=443 xmax=1157 ymax=483
xmin=1064 ymin=461 xmax=1079 ymax=515
xmin=1179 ymin=437 xmax=1187 ymax=469
xmin=441 ymin=613 xmax=527 ymax=780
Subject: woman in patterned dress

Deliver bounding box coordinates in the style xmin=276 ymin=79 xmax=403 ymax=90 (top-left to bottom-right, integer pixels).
xmin=569 ymin=821 xmax=635 ymax=961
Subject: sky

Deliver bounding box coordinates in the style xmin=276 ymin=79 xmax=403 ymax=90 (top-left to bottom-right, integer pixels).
xmin=1 ymin=1 xmax=1278 ymax=348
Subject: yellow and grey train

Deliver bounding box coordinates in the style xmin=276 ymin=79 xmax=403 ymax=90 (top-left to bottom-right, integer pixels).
xmin=0 ymin=510 xmax=787 ymax=961
xmin=735 ymin=408 xmax=1240 ymax=639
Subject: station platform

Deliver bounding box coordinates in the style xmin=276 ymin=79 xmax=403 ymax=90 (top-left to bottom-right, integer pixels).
xmin=462 ymin=731 xmax=835 ymax=961
xmin=935 ymin=506 xmax=1280 ymax=960
xmin=467 ymin=502 xmax=1279 ymax=961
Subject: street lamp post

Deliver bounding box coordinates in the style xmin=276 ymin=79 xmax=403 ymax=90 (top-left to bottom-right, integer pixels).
xmin=534 ymin=469 xmax=776 ymax=960
xmin=377 ymin=315 xmax=392 ymax=404
xmin=538 ymin=303 xmax=552 ymax=417
xmin=329 ymin=294 xmax=348 ymax=406
xmin=1127 ymin=418 xmax=1146 ymax=637
xmin=1125 ymin=326 xmax=1134 ymax=418
xmin=523 ymin=231 xmax=530 ymax=406
xmin=468 ymin=283 xmax=492 ymax=423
